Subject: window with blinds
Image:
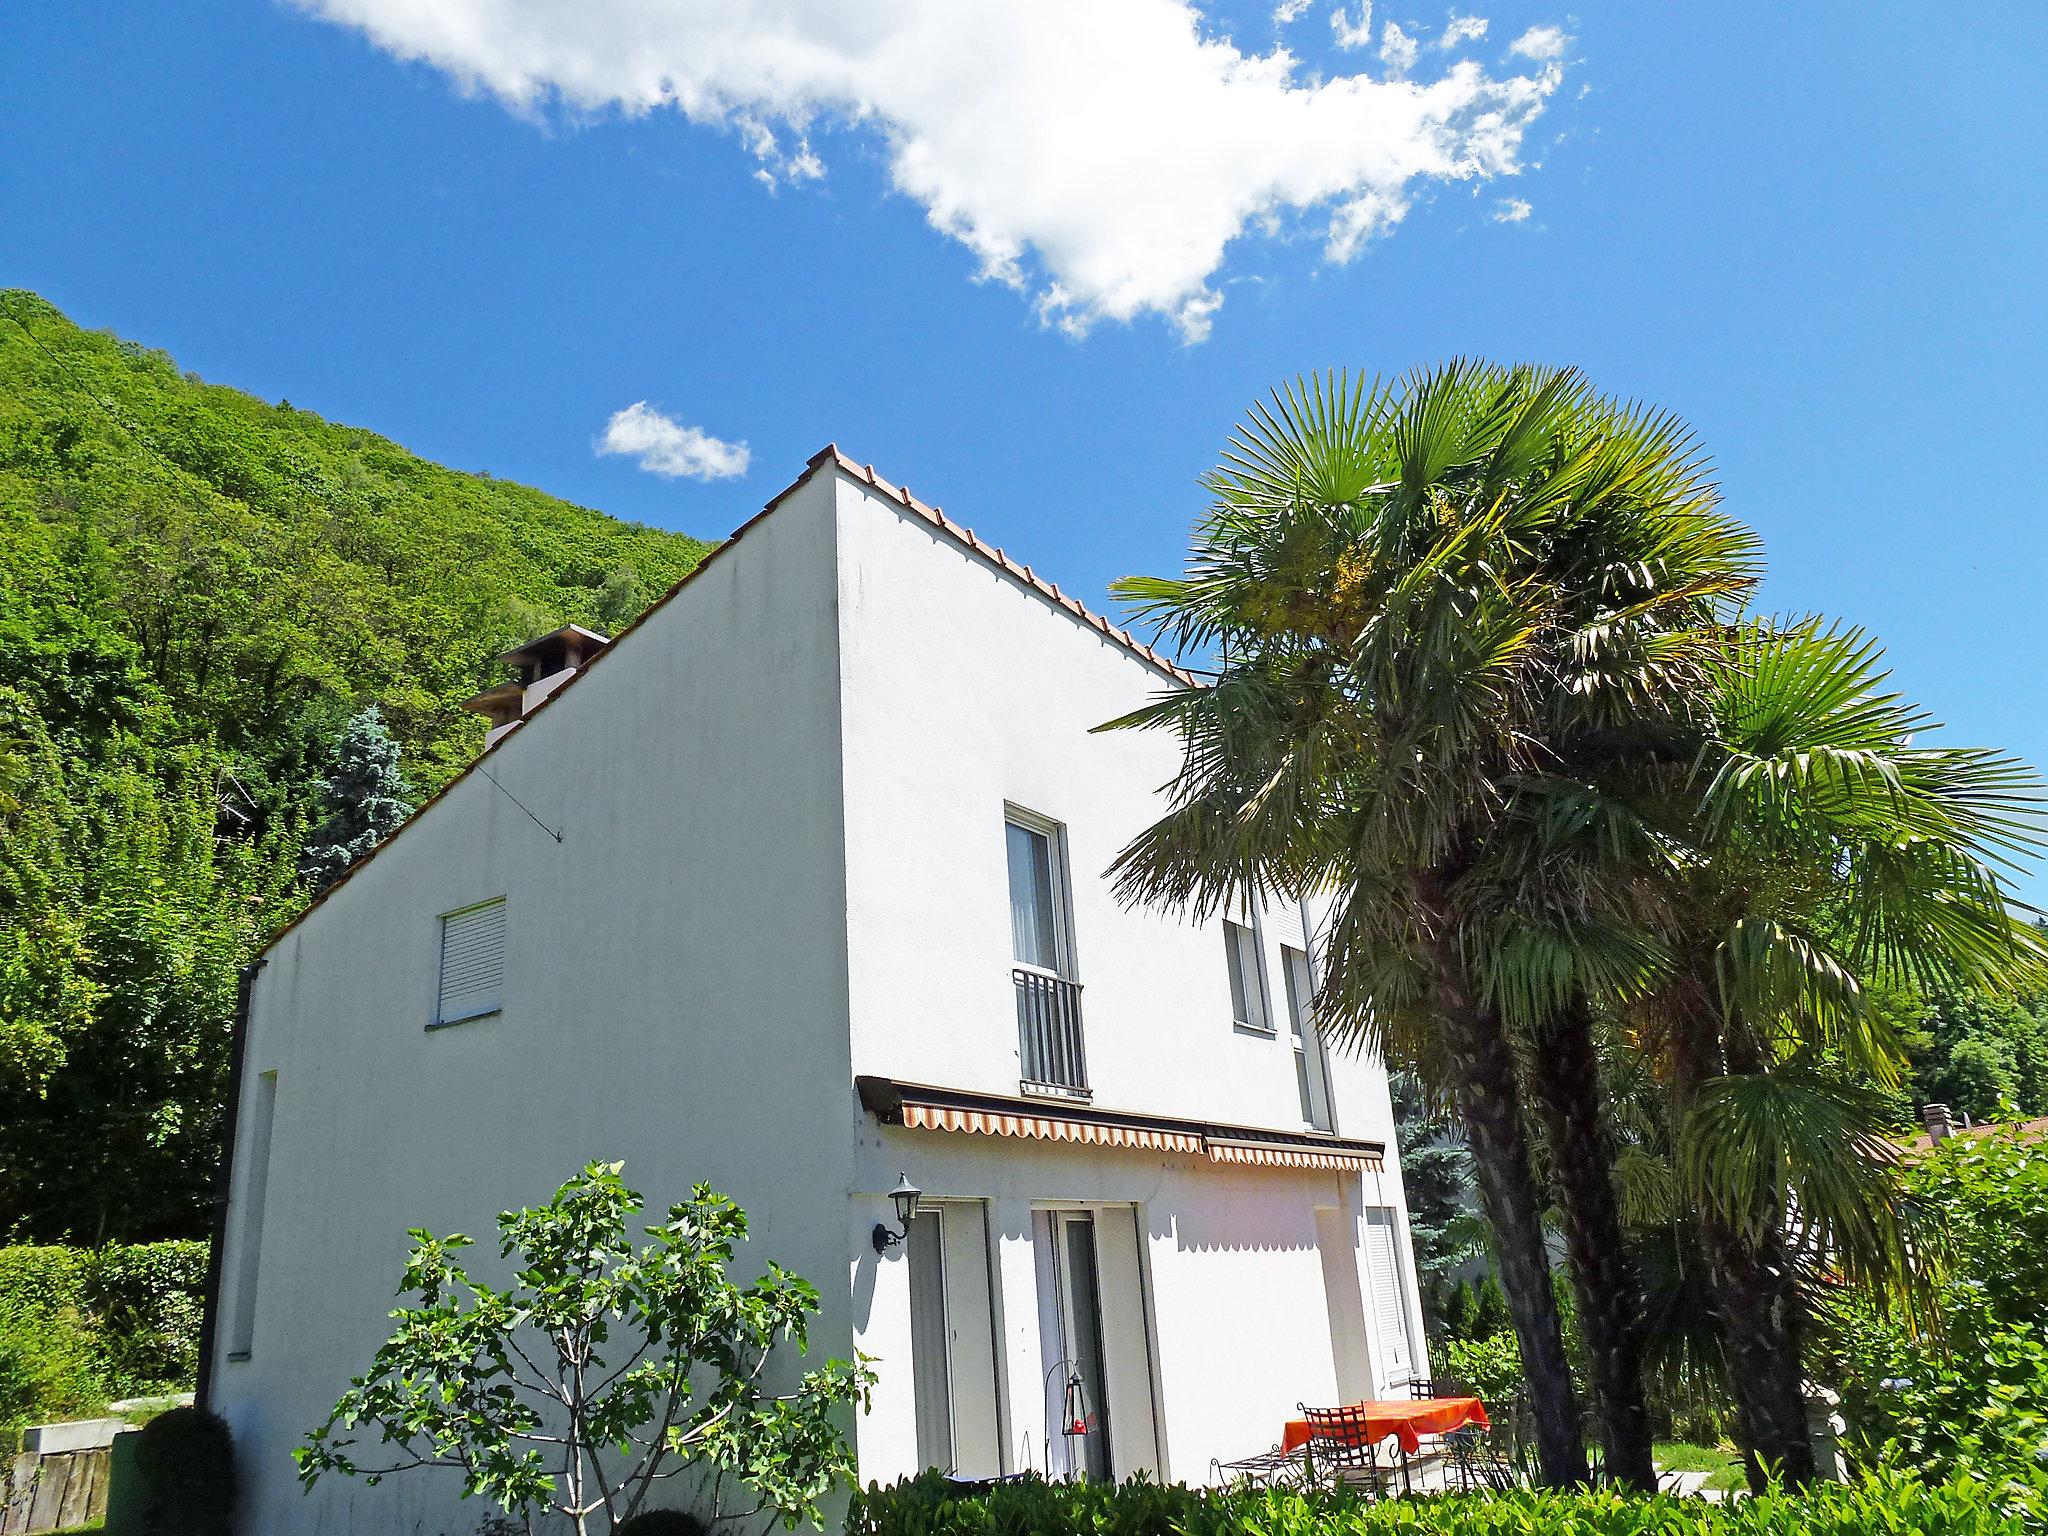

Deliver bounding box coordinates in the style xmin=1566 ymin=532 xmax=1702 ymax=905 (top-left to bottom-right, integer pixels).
xmin=1362 ymin=1207 xmax=1415 ymax=1388
xmin=434 ymin=898 xmax=506 ymax=1026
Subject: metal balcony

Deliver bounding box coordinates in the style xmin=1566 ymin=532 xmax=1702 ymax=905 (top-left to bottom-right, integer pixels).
xmin=1014 ymin=967 xmax=1088 ymax=1095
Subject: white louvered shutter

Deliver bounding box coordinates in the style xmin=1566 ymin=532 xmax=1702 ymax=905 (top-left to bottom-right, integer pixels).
xmin=436 ymin=899 xmax=506 ymax=1024
xmin=1363 ymin=1208 xmax=1415 ymax=1387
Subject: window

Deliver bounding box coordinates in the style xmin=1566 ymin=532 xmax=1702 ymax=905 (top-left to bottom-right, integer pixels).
xmin=228 ymin=1070 xmax=277 ymax=1359
xmin=1223 ymin=918 xmax=1270 ymax=1032
xmin=1008 ymin=812 xmax=1087 ymax=1092
xmin=434 ymin=897 xmax=506 ymax=1027
xmin=1282 ymin=945 xmax=1335 ymax=1131
xmin=1005 ymin=814 xmax=1069 ymax=974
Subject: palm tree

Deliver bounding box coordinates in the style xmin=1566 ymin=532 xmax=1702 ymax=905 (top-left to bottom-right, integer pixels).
xmin=1102 ymin=364 xmax=1758 ymax=1487
xmin=1638 ymin=620 xmax=2046 ymax=1484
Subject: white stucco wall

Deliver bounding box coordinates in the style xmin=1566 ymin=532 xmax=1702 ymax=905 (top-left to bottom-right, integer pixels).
xmin=213 ymin=474 xmax=860 ymax=1535
xmin=828 ymin=474 xmax=1429 ymax=1484
xmin=211 ymin=459 xmax=1431 ymax=1532
xmin=831 ymin=475 xmax=1392 ymax=1131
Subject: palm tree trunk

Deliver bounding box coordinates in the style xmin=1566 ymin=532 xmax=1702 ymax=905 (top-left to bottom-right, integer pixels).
xmin=1668 ymin=994 xmax=1816 ymax=1488
xmin=1701 ymin=1206 xmax=1814 ymax=1487
xmin=1530 ymin=1009 xmax=1656 ymax=1491
xmin=1413 ymin=874 xmax=1588 ymax=1487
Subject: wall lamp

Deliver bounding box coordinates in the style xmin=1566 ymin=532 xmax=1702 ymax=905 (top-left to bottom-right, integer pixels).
xmin=871 ymin=1174 xmax=923 ymax=1254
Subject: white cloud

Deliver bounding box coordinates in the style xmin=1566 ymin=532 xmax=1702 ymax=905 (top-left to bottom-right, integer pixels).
xmin=1272 ymin=0 xmax=1313 ymax=23
xmin=1509 ymin=24 xmax=1570 ymax=60
xmin=1440 ymin=13 xmax=1488 ymax=47
xmin=597 ymin=402 xmax=751 ymax=481
xmin=1330 ymin=2 xmax=1374 ymax=49
xmin=295 ymin=0 xmax=1567 ymax=341
xmin=1492 ymin=196 xmax=1531 ymax=222
xmin=1379 ymin=20 xmax=1421 ymax=75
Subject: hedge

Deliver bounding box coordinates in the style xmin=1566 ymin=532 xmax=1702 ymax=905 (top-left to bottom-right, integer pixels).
xmin=79 ymin=1241 xmax=207 ymax=1392
xmin=0 ymin=1246 xmax=87 ymax=1322
xmin=848 ymin=1468 xmax=2046 ymax=1536
xmin=0 ymin=1241 xmax=208 ymax=1428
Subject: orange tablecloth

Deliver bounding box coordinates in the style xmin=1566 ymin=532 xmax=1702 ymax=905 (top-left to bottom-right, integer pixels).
xmin=1281 ymin=1397 xmax=1491 ymax=1457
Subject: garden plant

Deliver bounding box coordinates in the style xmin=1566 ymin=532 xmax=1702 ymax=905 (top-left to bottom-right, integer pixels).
xmin=297 ymin=1163 xmax=874 ymax=1536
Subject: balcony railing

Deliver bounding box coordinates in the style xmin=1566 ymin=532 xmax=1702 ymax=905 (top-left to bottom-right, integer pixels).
xmin=1014 ymin=967 xmax=1088 ymax=1094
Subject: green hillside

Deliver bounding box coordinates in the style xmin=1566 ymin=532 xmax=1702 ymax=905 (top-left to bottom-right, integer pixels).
xmin=0 ymin=291 xmax=714 ymax=1241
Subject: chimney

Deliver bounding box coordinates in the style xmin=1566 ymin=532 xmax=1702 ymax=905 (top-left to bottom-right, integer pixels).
xmin=462 ymin=624 xmax=611 ymax=749
xmin=1921 ymin=1103 xmax=1955 ymax=1143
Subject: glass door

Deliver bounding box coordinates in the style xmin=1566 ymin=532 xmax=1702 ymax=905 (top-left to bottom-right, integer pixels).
xmin=1052 ymin=1212 xmax=1113 ymax=1479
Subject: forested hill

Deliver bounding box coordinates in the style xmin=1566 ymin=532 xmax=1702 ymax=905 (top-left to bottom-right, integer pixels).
xmin=0 ymin=290 xmax=714 ymax=1243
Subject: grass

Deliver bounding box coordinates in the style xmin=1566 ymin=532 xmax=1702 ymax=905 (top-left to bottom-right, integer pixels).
xmin=1655 ymin=1439 xmax=1748 ymax=1492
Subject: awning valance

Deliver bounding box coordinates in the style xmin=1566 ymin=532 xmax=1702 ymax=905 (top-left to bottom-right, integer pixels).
xmin=1206 ymin=1139 xmax=1377 ymax=1172
xmin=858 ymin=1076 xmax=1384 ymax=1174
xmin=901 ymin=1101 xmax=1204 ymax=1152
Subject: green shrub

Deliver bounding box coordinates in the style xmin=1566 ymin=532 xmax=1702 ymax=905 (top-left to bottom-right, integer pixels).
xmin=1471 ymin=1275 xmax=1511 ymax=1339
xmin=1433 ymin=1279 xmax=1478 ymax=1344
xmin=1443 ymin=1331 xmax=1522 ymax=1406
xmin=81 ymin=1242 xmax=206 ymax=1394
xmin=135 ymin=1406 xmax=236 ymax=1536
xmin=849 ymin=1466 xmax=2042 ymax=1536
xmin=0 ymin=1306 xmax=102 ymax=1435
xmin=0 ymin=1241 xmax=208 ymax=1407
xmin=1814 ymin=1127 xmax=2048 ymax=1485
xmin=0 ymin=1245 xmax=85 ymax=1322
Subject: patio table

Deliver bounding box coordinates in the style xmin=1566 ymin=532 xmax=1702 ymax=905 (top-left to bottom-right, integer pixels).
xmin=1282 ymin=1397 xmax=1490 ymax=1457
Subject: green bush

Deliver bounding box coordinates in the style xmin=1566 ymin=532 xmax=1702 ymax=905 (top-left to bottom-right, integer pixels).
xmin=0 ymin=1245 xmax=86 ymax=1321
xmin=0 ymin=1241 xmax=208 ymax=1414
xmin=81 ymin=1241 xmax=207 ymax=1393
xmin=0 ymin=1306 xmax=102 ymax=1436
xmin=849 ymin=1466 xmax=2042 ymax=1536
xmin=1813 ymin=1127 xmax=2048 ymax=1486
xmin=135 ymin=1406 xmax=236 ymax=1536
xmin=1443 ymin=1331 xmax=1522 ymax=1406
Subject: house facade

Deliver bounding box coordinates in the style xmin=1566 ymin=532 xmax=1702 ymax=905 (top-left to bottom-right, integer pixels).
xmin=207 ymin=449 xmax=1431 ymax=1533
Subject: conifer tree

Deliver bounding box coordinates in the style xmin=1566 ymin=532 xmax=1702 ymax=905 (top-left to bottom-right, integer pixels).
xmin=299 ymin=707 xmax=412 ymax=892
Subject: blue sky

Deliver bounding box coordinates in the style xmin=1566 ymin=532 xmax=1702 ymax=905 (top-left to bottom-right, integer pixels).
xmin=5 ymin=1 xmax=2047 ymax=890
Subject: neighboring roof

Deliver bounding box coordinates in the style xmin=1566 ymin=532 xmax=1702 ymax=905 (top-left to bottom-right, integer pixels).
xmin=257 ymin=444 xmax=1195 ymax=957
xmin=1898 ymin=1114 xmax=2048 ymax=1158
xmin=500 ymin=623 xmax=611 ymax=667
xmin=458 ymin=680 xmax=525 ymax=726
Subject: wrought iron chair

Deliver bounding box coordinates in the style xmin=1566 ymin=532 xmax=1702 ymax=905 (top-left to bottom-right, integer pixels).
xmin=1297 ymin=1404 xmax=1401 ymax=1497
xmin=1420 ymin=1375 xmax=1513 ymax=1491
xmin=1406 ymin=1376 xmax=1514 ymax=1492
xmin=1210 ymin=1444 xmax=1311 ymax=1490
xmin=1383 ymin=1379 xmax=1463 ymax=1492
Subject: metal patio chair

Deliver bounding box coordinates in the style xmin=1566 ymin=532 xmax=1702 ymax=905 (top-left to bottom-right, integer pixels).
xmin=1405 ymin=1375 xmax=1513 ymax=1492
xmin=1211 ymin=1443 xmax=1311 ymax=1490
xmin=1296 ymin=1404 xmax=1401 ymax=1498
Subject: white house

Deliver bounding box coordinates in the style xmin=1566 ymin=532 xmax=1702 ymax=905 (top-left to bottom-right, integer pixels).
xmin=204 ymin=447 xmax=1432 ymax=1533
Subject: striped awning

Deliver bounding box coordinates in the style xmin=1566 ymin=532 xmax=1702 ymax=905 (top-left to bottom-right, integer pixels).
xmin=901 ymin=1101 xmax=1203 ymax=1153
xmin=858 ymin=1076 xmax=1385 ymax=1175
xmin=1207 ymin=1139 xmax=1380 ymax=1172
